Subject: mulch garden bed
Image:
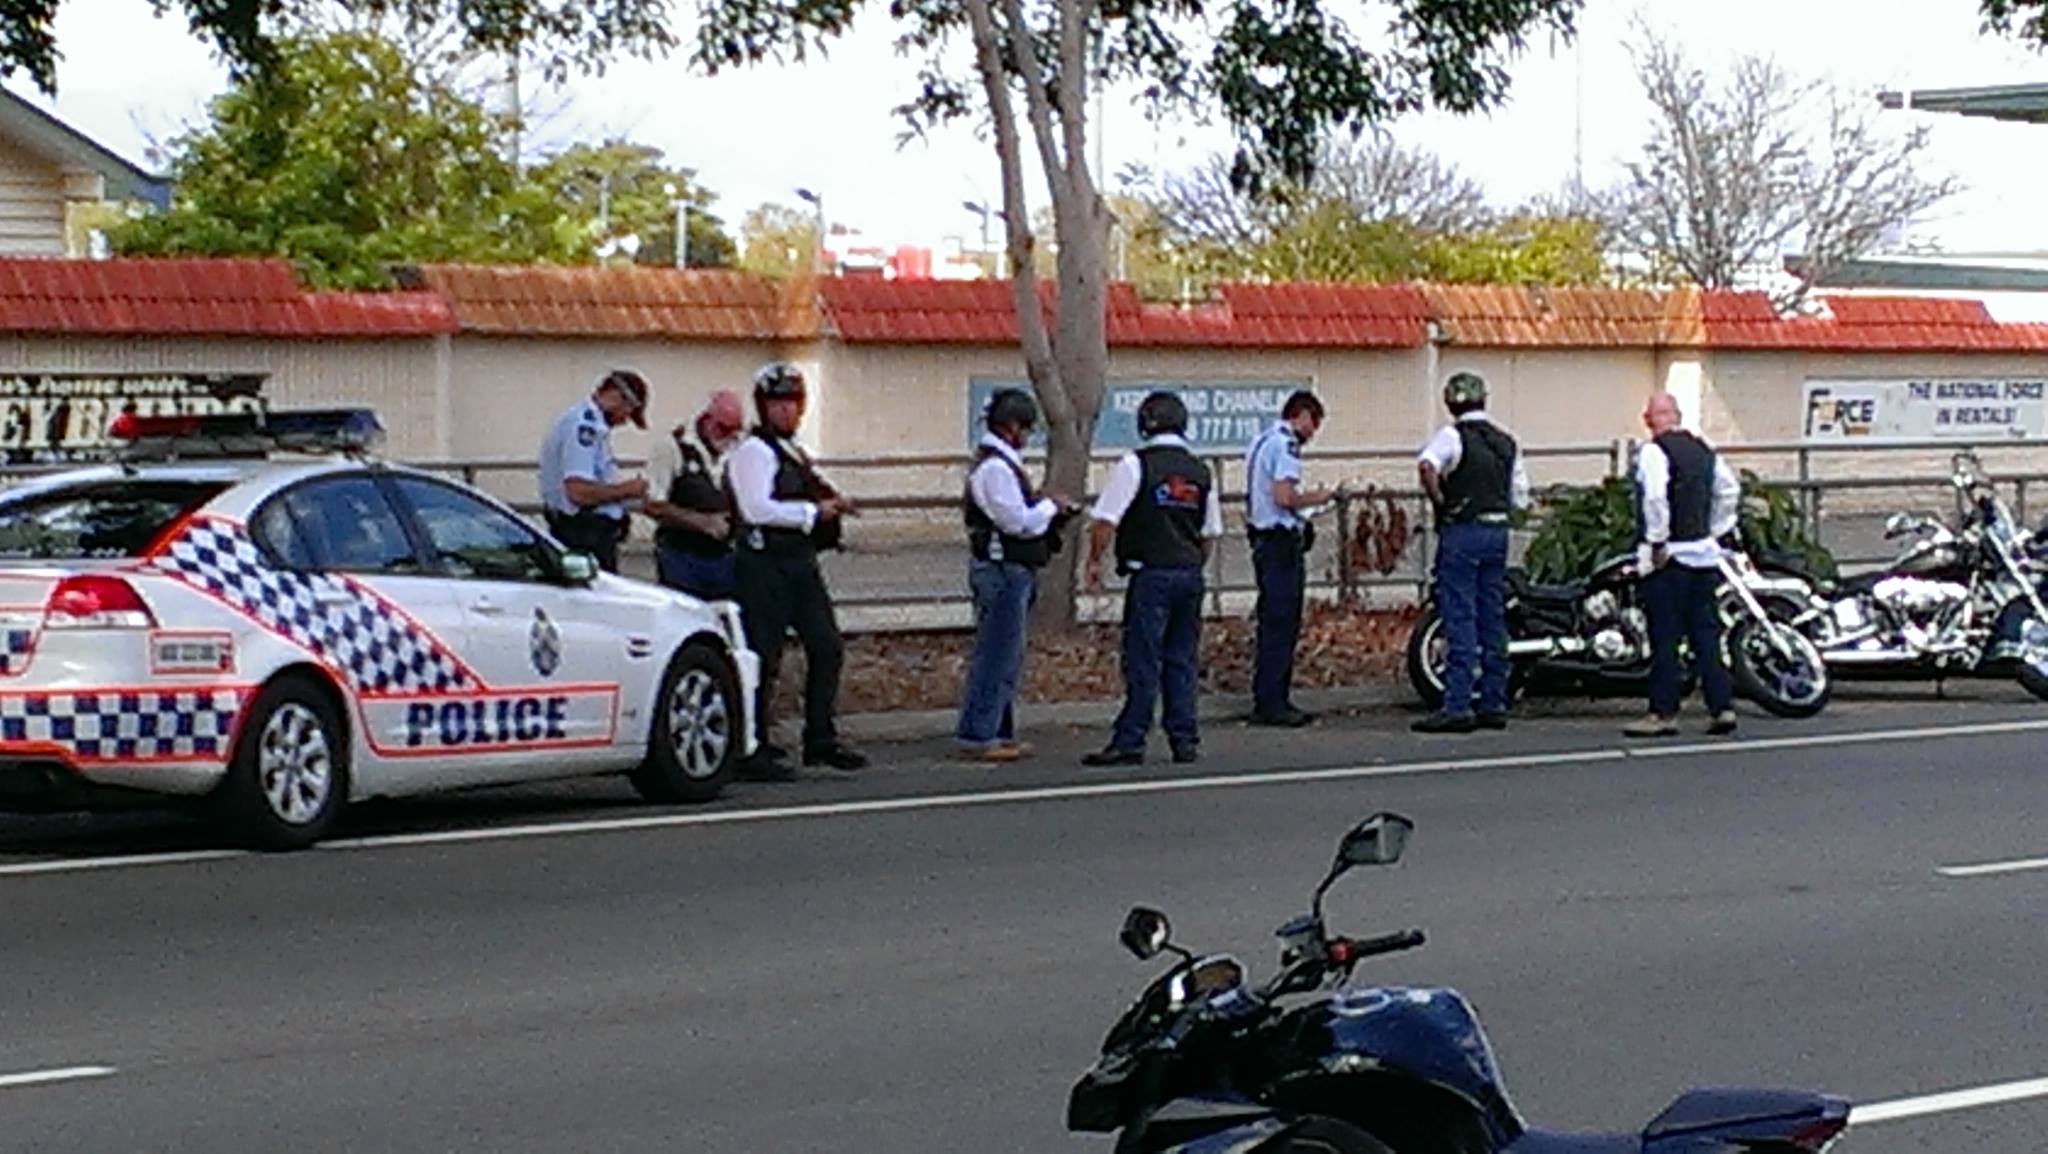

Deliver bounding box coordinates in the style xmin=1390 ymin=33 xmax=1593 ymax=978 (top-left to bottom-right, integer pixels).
xmin=764 ymin=603 xmax=1420 ymax=716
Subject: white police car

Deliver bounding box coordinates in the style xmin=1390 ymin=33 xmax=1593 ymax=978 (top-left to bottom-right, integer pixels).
xmin=0 ymin=409 xmax=758 ymax=849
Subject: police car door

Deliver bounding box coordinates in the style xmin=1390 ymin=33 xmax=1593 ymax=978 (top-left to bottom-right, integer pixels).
xmin=382 ymin=475 xmax=628 ymax=781
xmin=245 ymin=473 xmax=479 ymax=796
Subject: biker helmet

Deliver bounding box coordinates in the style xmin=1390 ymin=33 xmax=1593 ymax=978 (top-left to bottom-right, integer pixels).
xmin=1137 ymin=391 xmax=1189 ymax=439
xmin=752 ymin=361 xmax=807 ymax=422
xmin=1443 ymin=372 xmax=1487 ymax=414
xmin=984 ymin=388 xmax=1039 ymax=434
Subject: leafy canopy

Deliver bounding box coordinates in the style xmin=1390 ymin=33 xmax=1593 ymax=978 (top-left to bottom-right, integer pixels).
xmin=528 ymin=140 xmax=736 ymax=269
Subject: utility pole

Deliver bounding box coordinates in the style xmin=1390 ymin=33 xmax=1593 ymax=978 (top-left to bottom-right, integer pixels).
xmin=796 ymin=187 xmax=826 ymax=275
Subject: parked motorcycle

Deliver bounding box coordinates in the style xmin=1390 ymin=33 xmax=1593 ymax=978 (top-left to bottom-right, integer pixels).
xmin=1405 ymin=548 xmax=1832 ymax=719
xmin=1069 ymin=813 xmax=1853 ymax=1153
xmin=1751 ymin=451 xmax=2048 ymax=700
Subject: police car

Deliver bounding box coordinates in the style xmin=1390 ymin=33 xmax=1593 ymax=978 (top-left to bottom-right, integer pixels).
xmin=0 ymin=409 xmax=759 ymax=849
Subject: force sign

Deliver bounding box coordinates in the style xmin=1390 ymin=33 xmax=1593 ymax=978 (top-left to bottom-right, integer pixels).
xmin=1802 ymin=378 xmax=2048 ymax=441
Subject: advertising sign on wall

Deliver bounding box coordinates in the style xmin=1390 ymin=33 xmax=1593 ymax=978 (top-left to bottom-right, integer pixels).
xmin=0 ymin=373 xmax=267 ymax=464
xmin=966 ymin=377 xmax=1310 ymax=453
xmin=1801 ymin=378 xmax=2048 ymax=442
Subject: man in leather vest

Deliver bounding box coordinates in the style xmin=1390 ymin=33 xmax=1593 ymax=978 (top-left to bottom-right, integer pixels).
xmin=956 ymin=388 xmax=1077 ymax=763
xmin=1081 ymin=392 xmax=1223 ymax=767
xmin=645 ymin=389 xmax=744 ymax=599
xmin=1414 ymin=372 xmax=1531 ymax=734
xmin=727 ymin=362 xmax=867 ymax=776
xmin=1245 ymin=389 xmax=1337 ymax=728
xmin=1626 ymin=392 xmax=1743 ymax=738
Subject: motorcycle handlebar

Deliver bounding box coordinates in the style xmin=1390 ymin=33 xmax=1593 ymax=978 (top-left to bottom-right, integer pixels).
xmin=1336 ymin=929 xmax=1427 ymax=961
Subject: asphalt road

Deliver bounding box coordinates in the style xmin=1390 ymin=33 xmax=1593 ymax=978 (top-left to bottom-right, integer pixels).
xmin=2 ymin=687 xmax=2046 ymax=1153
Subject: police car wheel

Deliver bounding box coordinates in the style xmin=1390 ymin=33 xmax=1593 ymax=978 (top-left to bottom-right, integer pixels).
xmin=217 ymin=674 xmax=349 ymax=851
xmin=630 ymin=642 xmax=739 ymax=804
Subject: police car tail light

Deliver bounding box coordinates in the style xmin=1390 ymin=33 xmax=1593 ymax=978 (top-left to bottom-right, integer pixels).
xmin=44 ymin=575 xmax=157 ymax=630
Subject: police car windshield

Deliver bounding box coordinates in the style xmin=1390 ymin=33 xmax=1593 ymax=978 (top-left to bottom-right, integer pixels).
xmin=0 ymin=479 xmax=228 ymax=559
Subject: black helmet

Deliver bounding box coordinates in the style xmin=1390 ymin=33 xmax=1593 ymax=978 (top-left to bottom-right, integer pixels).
xmin=753 ymin=361 xmax=807 ymax=400
xmin=1137 ymin=391 xmax=1188 ymax=439
xmin=984 ymin=388 xmax=1039 ymax=433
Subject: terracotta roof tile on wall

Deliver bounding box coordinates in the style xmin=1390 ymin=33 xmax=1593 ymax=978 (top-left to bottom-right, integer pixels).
xmin=411 ymin=264 xmax=817 ymax=340
xmin=1703 ymin=292 xmax=2048 ymax=352
xmin=0 ymin=257 xmax=454 ymax=337
xmin=1424 ymin=284 xmax=1704 ymax=347
xmin=818 ymin=277 xmax=1428 ymax=347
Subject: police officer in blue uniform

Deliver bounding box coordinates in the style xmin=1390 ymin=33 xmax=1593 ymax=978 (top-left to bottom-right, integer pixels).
xmin=1414 ymin=372 xmax=1530 ymax=734
xmin=1081 ymin=392 xmax=1223 ymax=767
xmin=1244 ymin=389 xmax=1336 ymax=727
xmin=727 ymin=362 xmax=867 ymax=776
xmin=539 ymin=369 xmax=650 ymax=573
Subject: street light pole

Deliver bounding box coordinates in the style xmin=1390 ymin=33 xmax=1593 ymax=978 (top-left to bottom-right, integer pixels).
xmin=964 ymin=200 xmax=1007 ymax=278
xmin=665 ymin=182 xmax=689 ymax=270
xmin=796 ymin=187 xmax=826 ymax=275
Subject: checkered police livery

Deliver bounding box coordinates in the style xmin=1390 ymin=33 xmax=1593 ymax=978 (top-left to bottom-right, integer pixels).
xmin=0 ymin=687 xmax=240 ymax=761
xmin=0 ymin=619 xmax=36 ymax=676
xmin=150 ymin=518 xmax=474 ymax=696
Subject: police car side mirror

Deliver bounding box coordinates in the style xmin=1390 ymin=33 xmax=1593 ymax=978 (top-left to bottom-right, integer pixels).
xmin=558 ymin=552 xmax=600 ymax=585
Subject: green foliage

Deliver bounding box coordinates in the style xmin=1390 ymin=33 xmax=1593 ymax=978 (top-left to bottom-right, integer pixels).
xmin=528 ymin=140 xmax=735 ymax=268
xmin=1520 ymin=472 xmax=1836 ymax=584
xmin=737 ymin=202 xmax=819 ymax=278
xmin=113 ymin=31 xmax=582 ymax=289
xmin=1981 ymin=0 xmax=2048 ymax=43
xmin=0 ymin=0 xmax=675 ymax=96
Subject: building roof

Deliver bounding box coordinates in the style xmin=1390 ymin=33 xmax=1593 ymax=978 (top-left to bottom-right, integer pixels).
xmin=404 ymin=264 xmax=816 ymax=341
xmin=0 ymin=257 xmax=454 ymax=336
xmin=1703 ymin=293 xmax=2048 ymax=352
xmin=1423 ymin=284 xmax=1706 ymax=347
xmin=1788 ymin=253 xmax=2048 ymax=292
xmin=1881 ymin=82 xmax=2048 ymax=124
xmin=0 ymin=88 xmax=169 ymax=207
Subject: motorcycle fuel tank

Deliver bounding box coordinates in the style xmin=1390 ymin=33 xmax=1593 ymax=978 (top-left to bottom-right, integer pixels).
xmin=1279 ymin=985 xmax=1521 ymax=1142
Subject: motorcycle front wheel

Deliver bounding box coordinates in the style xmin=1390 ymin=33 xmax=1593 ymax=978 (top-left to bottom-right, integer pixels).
xmin=1728 ymin=617 xmax=1832 ymax=718
xmin=2013 ymin=616 xmax=2048 ymax=702
xmin=1269 ymin=1117 xmax=1395 ymax=1154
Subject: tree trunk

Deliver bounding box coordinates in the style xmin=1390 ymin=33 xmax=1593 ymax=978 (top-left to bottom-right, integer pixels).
xmin=1034 ymin=186 xmax=1110 ymax=633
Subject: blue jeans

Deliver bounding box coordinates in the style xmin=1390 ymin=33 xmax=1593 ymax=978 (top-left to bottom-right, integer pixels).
xmin=1643 ymin=563 xmax=1734 ymax=717
xmin=1251 ymin=529 xmax=1307 ymax=718
xmin=956 ymin=560 xmax=1037 ymax=746
xmin=1110 ymin=566 xmax=1205 ymax=753
xmin=1434 ymin=522 xmax=1510 ymax=717
xmin=657 ymin=547 xmax=735 ymax=600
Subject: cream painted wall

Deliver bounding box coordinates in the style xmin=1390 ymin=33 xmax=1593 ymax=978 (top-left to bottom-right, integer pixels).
xmin=0 ymin=334 xmax=441 ymax=451
xmin=1435 ymin=349 xmax=1656 ymax=485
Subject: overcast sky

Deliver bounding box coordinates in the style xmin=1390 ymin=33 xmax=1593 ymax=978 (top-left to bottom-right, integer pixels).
xmin=18 ymin=0 xmax=2048 ymax=256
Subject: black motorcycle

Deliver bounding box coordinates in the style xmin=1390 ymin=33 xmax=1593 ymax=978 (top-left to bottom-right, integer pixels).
xmin=1070 ymin=814 xmax=1853 ymax=1153
xmin=1404 ymin=549 xmax=1831 ymax=719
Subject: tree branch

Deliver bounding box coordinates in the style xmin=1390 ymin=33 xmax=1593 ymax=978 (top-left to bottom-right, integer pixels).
xmin=962 ymin=0 xmax=1058 ymax=391
xmin=998 ymin=0 xmax=1070 ymax=217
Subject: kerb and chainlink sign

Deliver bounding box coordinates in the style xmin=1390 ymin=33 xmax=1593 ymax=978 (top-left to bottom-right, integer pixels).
xmin=966 ymin=377 xmax=1308 ymax=453
xmin=0 ymin=373 xmax=267 ymax=464
xmin=1802 ymin=378 xmax=2048 ymax=442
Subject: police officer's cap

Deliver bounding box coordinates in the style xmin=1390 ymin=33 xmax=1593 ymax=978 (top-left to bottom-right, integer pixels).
xmin=1444 ymin=372 xmax=1488 ymax=409
xmin=753 ymin=361 xmax=807 ymax=400
xmin=1137 ymin=391 xmax=1189 ymax=438
xmin=984 ymin=388 xmax=1039 ymax=432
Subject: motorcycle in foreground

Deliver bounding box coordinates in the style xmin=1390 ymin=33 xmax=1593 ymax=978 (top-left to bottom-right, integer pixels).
xmin=1069 ymin=814 xmax=1852 ymax=1153
xmin=1405 ymin=548 xmax=1832 ymax=719
xmin=1752 ymin=451 xmax=2048 ymax=699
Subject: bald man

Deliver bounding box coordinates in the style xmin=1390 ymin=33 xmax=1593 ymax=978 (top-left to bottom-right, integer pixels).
xmin=1627 ymin=392 xmax=1743 ymax=739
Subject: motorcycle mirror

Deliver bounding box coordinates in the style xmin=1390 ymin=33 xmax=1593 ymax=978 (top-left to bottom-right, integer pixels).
xmin=1119 ymin=907 xmax=1173 ymax=961
xmin=1883 ymin=512 xmax=1922 ymax=538
xmin=1337 ymin=812 xmax=1415 ymax=868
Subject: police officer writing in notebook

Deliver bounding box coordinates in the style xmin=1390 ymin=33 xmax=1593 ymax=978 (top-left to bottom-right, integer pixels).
xmin=956 ymin=388 xmax=1077 ymax=763
xmin=727 ymin=362 xmax=868 ymax=776
xmin=1625 ymin=391 xmax=1743 ymax=739
xmin=644 ymin=389 xmax=745 ymax=600
xmin=1413 ymin=372 xmax=1530 ymax=734
xmin=1245 ymin=389 xmax=1336 ymax=728
xmin=1081 ymin=392 xmax=1223 ymax=767
xmin=539 ymin=368 xmax=650 ymax=573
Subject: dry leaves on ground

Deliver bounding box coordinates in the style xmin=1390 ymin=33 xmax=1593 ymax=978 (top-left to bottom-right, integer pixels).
xmin=766 ymin=603 xmax=1418 ymax=717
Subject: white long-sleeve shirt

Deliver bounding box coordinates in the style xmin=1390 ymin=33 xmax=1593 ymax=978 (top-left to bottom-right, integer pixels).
xmin=968 ymin=434 xmax=1058 ymax=539
xmin=1637 ymin=436 xmax=1742 ymax=571
xmin=728 ymin=434 xmax=818 ymax=532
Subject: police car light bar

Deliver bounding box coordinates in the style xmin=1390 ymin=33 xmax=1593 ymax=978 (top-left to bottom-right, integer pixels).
xmin=108 ymin=408 xmax=387 ymax=459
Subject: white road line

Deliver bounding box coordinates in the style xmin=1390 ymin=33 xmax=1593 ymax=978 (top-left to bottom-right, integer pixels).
xmin=5 ymin=713 xmax=2048 ymax=874
xmin=0 ymin=1066 xmax=116 ymax=1091
xmin=1850 ymin=1075 xmax=2048 ymax=1125
xmin=322 ymin=748 xmax=1627 ymax=851
xmin=0 ymin=849 xmax=244 ymax=878
xmin=1936 ymin=855 xmax=2048 ymax=879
